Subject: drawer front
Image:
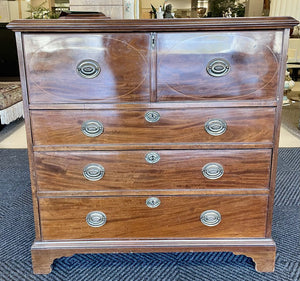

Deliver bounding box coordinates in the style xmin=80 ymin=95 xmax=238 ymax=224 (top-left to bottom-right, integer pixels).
xmin=31 ymin=108 xmax=275 ymax=146
xmin=35 ymin=149 xmax=271 ymax=191
xmin=39 ymin=195 xmax=268 ymax=240
xmin=23 ymin=34 xmax=150 ymax=103
xmin=157 ymin=31 xmax=282 ymax=101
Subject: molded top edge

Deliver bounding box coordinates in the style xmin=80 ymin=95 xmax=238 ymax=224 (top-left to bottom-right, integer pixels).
xmin=7 ymin=17 xmax=299 ymax=32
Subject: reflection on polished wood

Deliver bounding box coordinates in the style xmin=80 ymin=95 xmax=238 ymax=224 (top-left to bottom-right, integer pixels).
xmin=7 ymin=17 xmax=299 ymax=274
xmin=34 ymin=149 xmax=272 ymax=191
xmin=39 ymin=195 xmax=268 ymax=240
xmin=30 ymin=108 xmax=275 ymax=146
xmin=157 ymin=31 xmax=281 ymax=101
xmin=23 ymin=34 xmax=150 ymax=103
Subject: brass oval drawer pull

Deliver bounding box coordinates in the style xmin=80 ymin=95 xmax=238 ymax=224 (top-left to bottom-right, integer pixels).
xmin=83 ymin=163 xmax=105 ymax=181
xmin=205 ymin=118 xmax=227 ymax=136
xmin=145 ymin=111 xmax=160 ymax=123
xmin=200 ymin=210 xmax=221 ymax=227
xmin=86 ymin=211 xmax=107 ymax=227
xmin=202 ymin=163 xmax=224 ymax=180
xmin=146 ymin=197 xmax=161 ymax=208
xmin=77 ymin=59 xmax=101 ymax=79
xmin=206 ymin=58 xmax=230 ymax=77
xmin=81 ymin=120 xmax=104 ymax=137
xmin=145 ymin=152 xmax=160 ymax=164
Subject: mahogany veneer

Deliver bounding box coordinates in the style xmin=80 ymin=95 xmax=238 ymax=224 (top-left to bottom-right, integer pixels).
xmin=39 ymin=195 xmax=268 ymax=240
xmin=7 ymin=17 xmax=299 ymax=274
xmin=34 ymin=150 xmax=272 ymax=191
xmin=30 ymin=108 xmax=276 ymax=146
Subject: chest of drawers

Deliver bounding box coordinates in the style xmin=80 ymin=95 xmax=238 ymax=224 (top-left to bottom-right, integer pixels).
xmin=8 ymin=17 xmax=298 ymax=274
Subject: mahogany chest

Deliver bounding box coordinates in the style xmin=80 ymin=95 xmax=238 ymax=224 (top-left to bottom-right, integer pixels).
xmin=8 ymin=17 xmax=298 ymax=274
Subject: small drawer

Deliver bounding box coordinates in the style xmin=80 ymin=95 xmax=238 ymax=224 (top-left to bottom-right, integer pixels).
xmin=30 ymin=107 xmax=275 ymax=146
xmin=23 ymin=33 xmax=150 ymax=103
xmin=34 ymin=149 xmax=272 ymax=192
xmin=39 ymin=195 xmax=268 ymax=240
xmin=157 ymin=31 xmax=281 ymax=101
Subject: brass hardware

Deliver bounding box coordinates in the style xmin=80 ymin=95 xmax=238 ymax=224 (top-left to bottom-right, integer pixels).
xmin=83 ymin=163 xmax=105 ymax=181
xmin=145 ymin=111 xmax=160 ymax=123
xmin=145 ymin=152 xmax=160 ymax=164
xmin=77 ymin=60 xmax=101 ymax=79
xmin=81 ymin=120 xmax=104 ymax=137
xmin=205 ymin=118 xmax=227 ymax=136
xmin=200 ymin=210 xmax=221 ymax=227
xmin=151 ymin=33 xmax=156 ymax=50
xmin=202 ymin=163 xmax=224 ymax=180
xmin=206 ymin=58 xmax=230 ymax=77
xmin=146 ymin=197 xmax=161 ymax=208
xmin=86 ymin=211 xmax=107 ymax=227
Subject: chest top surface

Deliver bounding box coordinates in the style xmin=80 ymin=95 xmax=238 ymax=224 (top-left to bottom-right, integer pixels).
xmin=6 ymin=17 xmax=299 ymax=32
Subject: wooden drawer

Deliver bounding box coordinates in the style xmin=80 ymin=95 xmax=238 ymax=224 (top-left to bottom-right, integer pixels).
xmin=34 ymin=149 xmax=271 ymax=192
xmin=30 ymin=107 xmax=275 ymax=146
xmin=39 ymin=195 xmax=268 ymax=240
xmin=23 ymin=34 xmax=150 ymax=103
xmin=157 ymin=31 xmax=281 ymax=101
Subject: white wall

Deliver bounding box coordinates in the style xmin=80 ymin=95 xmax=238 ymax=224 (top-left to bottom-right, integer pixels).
xmin=0 ymin=0 xmax=30 ymax=22
xmin=9 ymin=1 xmax=31 ymax=20
xmin=244 ymin=0 xmax=264 ymax=17
xmin=170 ymin=0 xmax=192 ymax=10
xmin=270 ymin=0 xmax=300 ymax=21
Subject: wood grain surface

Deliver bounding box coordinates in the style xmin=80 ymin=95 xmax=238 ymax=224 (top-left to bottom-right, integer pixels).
xmin=7 ymin=17 xmax=299 ymax=32
xmin=34 ymin=149 xmax=272 ymax=191
xmin=9 ymin=17 xmax=298 ymax=273
xmin=30 ymin=107 xmax=275 ymax=146
xmin=30 ymin=239 xmax=276 ymax=274
xmin=157 ymin=31 xmax=281 ymax=101
xmin=39 ymin=195 xmax=268 ymax=240
xmin=23 ymin=34 xmax=150 ymax=104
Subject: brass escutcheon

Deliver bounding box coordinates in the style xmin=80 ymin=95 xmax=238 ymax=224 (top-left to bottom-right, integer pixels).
xmin=86 ymin=211 xmax=107 ymax=227
xmin=146 ymin=197 xmax=161 ymax=208
xmin=200 ymin=210 xmax=221 ymax=227
xmin=83 ymin=163 xmax=105 ymax=181
xmin=202 ymin=163 xmax=224 ymax=180
xmin=81 ymin=120 xmax=104 ymax=137
xmin=204 ymin=118 xmax=227 ymax=136
xmin=206 ymin=58 xmax=230 ymax=77
xmin=77 ymin=59 xmax=101 ymax=79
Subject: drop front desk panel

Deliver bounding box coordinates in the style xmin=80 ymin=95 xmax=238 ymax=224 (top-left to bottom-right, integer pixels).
xmin=7 ymin=17 xmax=299 ymax=274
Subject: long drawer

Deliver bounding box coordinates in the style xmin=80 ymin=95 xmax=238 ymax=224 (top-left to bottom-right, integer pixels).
xmin=34 ymin=149 xmax=271 ymax=191
xmin=39 ymin=195 xmax=268 ymax=240
xmin=30 ymin=107 xmax=275 ymax=146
